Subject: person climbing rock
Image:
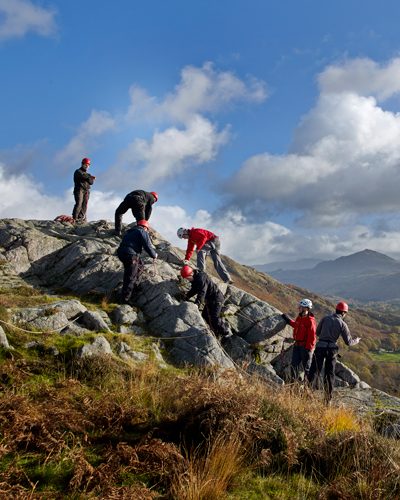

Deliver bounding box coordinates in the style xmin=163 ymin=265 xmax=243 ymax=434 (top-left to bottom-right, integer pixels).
xmin=282 ymin=298 xmax=316 ymax=382
xmin=308 ymin=301 xmax=361 ymax=403
xmin=177 ymin=227 xmax=233 ymax=283
xmin=116 ymin=220 xmax=157 ymax=303
xmin=180 ymin=265 xmax=231 ymax=338
xmin=72 ymin=157 xmax=95 ymax=223
xmin=114 ymin=190 xmax=158 ymax=236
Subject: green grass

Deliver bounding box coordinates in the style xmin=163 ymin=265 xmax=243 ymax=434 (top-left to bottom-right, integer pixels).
xmin=370 ymin=351 xmax=400 ymax=363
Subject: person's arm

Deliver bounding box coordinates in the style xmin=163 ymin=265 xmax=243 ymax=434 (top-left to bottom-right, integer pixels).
xmin=142 ymin=231 xmax=157 ymax=259
xmin=341 ymin=322 xmax=360 ymax=346
xmin=145 ymin=203 xmax=153 ymax=220
xmin=185 ymin=277 xmax=201 ymax=301
xmin=316 ymin=318 xmax=324 ymax=338
xmin=281 ymin=314 xmax=295 ymax=328
xmin=185 ymin=239 xmax=196 ymax=261
xmin=305 ymin=317 xmax=317 ymax=350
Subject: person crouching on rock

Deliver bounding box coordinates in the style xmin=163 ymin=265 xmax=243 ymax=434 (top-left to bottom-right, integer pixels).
xmin=282 ymin=298 xmax=316 ymax=383
xmin=116 ymin=220 xmax=157 ymax=303
xmin=114 ymin=190 xmax=158 ymax=237
xmin=180 ymin=265 xmax=231 ymax=339
xmin=308 ymin=301 xmax=361 ymax=404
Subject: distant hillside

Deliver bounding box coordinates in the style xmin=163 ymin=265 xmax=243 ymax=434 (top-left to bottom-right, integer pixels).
xmin=255 ymin=257 xmax=322 ymax=273
xmin=270 ymin=249 xmax=400 ymax=302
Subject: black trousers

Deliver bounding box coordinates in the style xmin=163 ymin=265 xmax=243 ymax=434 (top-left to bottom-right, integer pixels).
xmin=117 ymin=253 xmax=143 ymax=302
xmin=72 ymin=189 xmax=89 ymax=222
xmin=290 ymin=345 xmax=313 ymax=382
xmin=115 ymin=198 xmax=146 ymax=234
xmin=308 ymin=346 xmax=338 ymax=400
xmin=202 ymin=294 xmax=230 ymax=337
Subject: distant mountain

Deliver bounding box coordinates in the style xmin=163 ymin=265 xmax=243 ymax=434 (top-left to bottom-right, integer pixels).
xmin=255 ymin=258 xmax=322 ymax=273
xmin=270 ymin=249 xmax=400 ymax=302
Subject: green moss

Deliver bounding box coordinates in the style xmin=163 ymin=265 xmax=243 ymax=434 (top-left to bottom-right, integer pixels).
xmin=228 ymin=471 xmax=319 ymax=499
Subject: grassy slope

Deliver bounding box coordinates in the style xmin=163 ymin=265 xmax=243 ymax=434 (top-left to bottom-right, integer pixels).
xmin=0 ymin=287 xmax=399 ymax=498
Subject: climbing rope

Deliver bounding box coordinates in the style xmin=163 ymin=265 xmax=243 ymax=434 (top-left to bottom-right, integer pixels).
xmin=0 ymin=314 xmax=84 ymax=335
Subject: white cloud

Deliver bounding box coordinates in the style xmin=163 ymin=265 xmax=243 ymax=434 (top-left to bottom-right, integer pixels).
xmin=226 ymin=57 xmax=400 ymax=227
xmin=318 ymin=57 xmax=400 ymax=101
xmin=106 ymin=115 xmax=229 ymax=188
xmin=127 ymin=62 xmax=267 ymax=123
xmin=54 ymin=110 xmax=116 ymax=168
xmin=0 ymin=0 xmax=57 ymax=40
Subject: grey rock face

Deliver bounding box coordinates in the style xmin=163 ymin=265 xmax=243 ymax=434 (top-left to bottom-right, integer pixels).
xmin=80 ymin=311 xmax=111 ymax=332
xmin=0 ymin=326 xmax=11 ymax=349
xmin=12 ymin=308 xmax=71 ymax=332
xmin=116 ymin=341 xmax=149 ymax=362
xmin=78 ymin=336 xmax=112 ymax=358
xmin=111 ymin=305 xmax=138 ymax=325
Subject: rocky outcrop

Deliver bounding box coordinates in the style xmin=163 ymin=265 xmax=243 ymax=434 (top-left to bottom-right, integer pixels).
xmin=0 ymin=219 xmax=378 ymax=389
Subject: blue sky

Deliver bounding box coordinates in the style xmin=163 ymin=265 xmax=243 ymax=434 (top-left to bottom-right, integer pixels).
xmin=2 ymin=0 xmax=400 ymax=264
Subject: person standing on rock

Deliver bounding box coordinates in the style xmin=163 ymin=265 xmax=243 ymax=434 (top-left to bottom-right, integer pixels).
xmin=177 ymin=227 xmax=233 ymax=284
xmin=281 ymin=298 xmax=316 ymax=382
xmin=180 ymin=265 xmax=231 ymax=338
xmin=72 ymin=157 xmax=96 ymax=224
xmin=114 ymin=190 xmax=158 ymax=236
xmin=308 ymin=301 xmax=361 ymax=403
xmin=116 ymin=220 xmax=157 ymax=303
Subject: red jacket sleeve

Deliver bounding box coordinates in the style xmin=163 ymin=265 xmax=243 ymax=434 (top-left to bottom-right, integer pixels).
xmin=185 ymin=240 xmax=196 ymax=260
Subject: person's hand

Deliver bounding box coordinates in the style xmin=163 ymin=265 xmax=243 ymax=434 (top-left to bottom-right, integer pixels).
xmin=183 ymin=259 xmax=190 ymax=265
xmin=355 ymin=337 xmax=361 ymax=344
xmin=281 ymin=313 xmax=291 ymax=324
xmin=114 ymin=230 xmax=121 ymax=237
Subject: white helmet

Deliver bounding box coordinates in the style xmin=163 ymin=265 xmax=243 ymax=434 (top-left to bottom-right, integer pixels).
xmin=177 ymin=227 xmax=187 ymax=238
xmin=299 ymin=298 xmax=313 ymax=309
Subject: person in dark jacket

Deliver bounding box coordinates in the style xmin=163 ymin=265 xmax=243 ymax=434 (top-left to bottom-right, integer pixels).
xmin=72 ymin=157 xmax=96 ymax=223
xmin=116 ymin=220 xmax=157 ymax=303
xmin=180 ymin=265 xmax=231 ymax=338
xmin=282 ymin=298 xmax=316 ymax=382
xmin=308 ymin=301 xmax=361 ymax=403
xmin=114 ymin=190 xmax=158 ymax=236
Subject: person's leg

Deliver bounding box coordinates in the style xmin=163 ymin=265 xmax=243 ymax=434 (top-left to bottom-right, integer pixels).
xmin=120 ymin=255 xmax=139 ymax=302
xmin=209 ymin=238 xmax=231 ymax=282
xmin=290 ymin=345 xmax=303 ymax=381
xmin=308 ymin=347 xmax=325 ymax=388
xmin=115 ymin=199 xmax=130 ymax=235
xmin=302 ymin=348 xmax=314 ymax=380
xmin=72 ymin=189 xmax=84 ymax=221
xmin=324 ymin=348 xmax=338 ymax=402
xmin=197 ymin=246 xmax=209 ymax=271
xmin=79 ymin=191 xmax=89 ymax=222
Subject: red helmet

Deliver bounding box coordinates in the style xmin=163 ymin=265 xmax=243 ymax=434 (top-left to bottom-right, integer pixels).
xmin=336 ymin=301 xmax=349 ymax=312
xmin=180 ymin=265 xmax=193 ymax=279
xmin=81 ymin=157 xmax=91 ymax=165
xmin=151 ymin=191 xmax=158 ymax=202
xmin=137 ymin=220 xmax=149 ymax=228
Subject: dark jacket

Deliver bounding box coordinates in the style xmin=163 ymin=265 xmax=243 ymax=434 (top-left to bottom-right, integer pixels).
xmin=121 ymin=190 xmax=156 ymax=220
xmin=316 ymin=313 xmax=358 ymax=347
xmin=288 ymin=313 xmax=317 ymax=350
xmin=117 ymin=226 xmax=157 ymax=258
xmin=73 ymin=167 xmax=94 ymax=191
xmin=186 ymin=270 xmax=223 ymax=305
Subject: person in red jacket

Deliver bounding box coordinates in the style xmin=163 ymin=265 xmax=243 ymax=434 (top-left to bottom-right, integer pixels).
xmin=282 ymin=298 xmax=316 ymax=382
xmin=177 ymin=227 xmax=233 ymax=283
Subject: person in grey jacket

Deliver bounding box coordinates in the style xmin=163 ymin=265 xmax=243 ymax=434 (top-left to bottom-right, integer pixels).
xmin=308 ymin=301 xmax=361 ymax=402
xmin=72 ymin=157 xmax=95 ymax=223
xmin=116 ymin=220 xmax=157 ymax=303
